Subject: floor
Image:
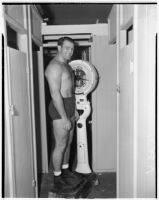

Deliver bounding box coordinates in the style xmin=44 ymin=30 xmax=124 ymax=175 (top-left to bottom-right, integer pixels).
xmin=39 ymin=172 xmax=116 ymax=198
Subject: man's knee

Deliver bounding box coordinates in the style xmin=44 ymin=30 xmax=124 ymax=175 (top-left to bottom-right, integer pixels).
xmin=56 ymin=138 xmax=68 ymax=151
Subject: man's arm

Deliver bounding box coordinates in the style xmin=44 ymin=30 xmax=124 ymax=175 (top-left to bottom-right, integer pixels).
xmin=45 ymin=63 xmax=71 ymax=130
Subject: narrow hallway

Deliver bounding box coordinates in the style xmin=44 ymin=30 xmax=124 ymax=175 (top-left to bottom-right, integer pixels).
xmin=3 ymin=3 xmax=157 ymax=198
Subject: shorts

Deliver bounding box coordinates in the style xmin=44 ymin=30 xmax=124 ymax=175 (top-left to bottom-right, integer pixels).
xmin=48 ymin=96 xmax=76 ymax=120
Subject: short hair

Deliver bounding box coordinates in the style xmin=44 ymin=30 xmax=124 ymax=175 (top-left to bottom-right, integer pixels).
xmin=58 ymin=36 xmax=75 ymax=47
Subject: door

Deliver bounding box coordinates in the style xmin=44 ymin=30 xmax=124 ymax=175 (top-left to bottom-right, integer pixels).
xmin=91 ymin=35 xmax=117 ymax=172
xmin=7 ymin=47 xmax=36 ymax=197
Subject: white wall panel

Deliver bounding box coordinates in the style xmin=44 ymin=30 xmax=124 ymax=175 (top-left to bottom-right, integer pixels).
xmin=135 ymin=5 xmax=156 ymax=197
xmin=5 ymin=5 xmax=25 ymax=28
xmin=120 ymin=5 xmax=134 ymax=29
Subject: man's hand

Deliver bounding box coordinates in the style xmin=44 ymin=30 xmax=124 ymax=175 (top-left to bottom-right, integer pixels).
xmin=75 ymin=109 xmax=80 ymax=121
xmin=62 ymin=118 xmax=72 ymax=131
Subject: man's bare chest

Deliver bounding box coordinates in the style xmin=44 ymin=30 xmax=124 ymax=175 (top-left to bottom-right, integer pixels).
xmin=62 ymin=65 xmax=74 ymax=81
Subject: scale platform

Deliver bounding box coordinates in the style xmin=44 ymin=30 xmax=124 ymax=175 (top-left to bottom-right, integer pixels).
xmin=48 ymin=172 xmax=99 ymax=198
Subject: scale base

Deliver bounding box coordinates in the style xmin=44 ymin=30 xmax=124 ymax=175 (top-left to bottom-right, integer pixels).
xmin=75 ymin=163 xmax=92 ymax=174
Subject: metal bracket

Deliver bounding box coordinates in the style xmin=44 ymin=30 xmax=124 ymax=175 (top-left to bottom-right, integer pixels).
xmin=32 ymin=179 xmax=36 ymax=187
xmin=116 ymin=85 xmax=120 ymax=93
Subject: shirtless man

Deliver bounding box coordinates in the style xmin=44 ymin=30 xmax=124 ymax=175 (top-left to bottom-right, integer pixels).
xmin=45 ymin=37 xmax=82 ymax=191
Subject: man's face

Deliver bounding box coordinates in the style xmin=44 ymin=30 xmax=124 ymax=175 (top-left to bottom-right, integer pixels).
xmin=59 ymin=40 xmax=74 ymax=61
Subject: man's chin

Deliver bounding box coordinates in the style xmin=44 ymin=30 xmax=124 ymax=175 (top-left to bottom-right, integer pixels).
xmin=67 ymin=57 xmax=71 ymax=61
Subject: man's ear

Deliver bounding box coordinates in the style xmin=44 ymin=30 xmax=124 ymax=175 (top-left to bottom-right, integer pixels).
xmin=57 ymin=45 xmax=61 ymax=51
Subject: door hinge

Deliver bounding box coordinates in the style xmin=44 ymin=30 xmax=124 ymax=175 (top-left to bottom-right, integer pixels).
xmin=130 ymin=60 xmax=134 ymax=74
xmin=9 ymin=105 xmax=17 ymax=116
xmin=116 ymin=85 xmax=120 ymax=93
xmin=32 ymin=179 xmax=36 ymax=187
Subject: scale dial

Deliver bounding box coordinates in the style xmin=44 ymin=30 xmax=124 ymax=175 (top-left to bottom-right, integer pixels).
xmin=69 ymin=60 xmax=98 ymax=95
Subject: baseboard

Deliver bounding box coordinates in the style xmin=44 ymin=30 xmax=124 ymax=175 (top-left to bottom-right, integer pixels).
xmin=93 ymin=169 xmax=116 ymax=173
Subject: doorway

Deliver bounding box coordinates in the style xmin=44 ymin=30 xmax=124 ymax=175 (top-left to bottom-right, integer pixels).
xmin=43 ymin=45 xmax=93 ymax=171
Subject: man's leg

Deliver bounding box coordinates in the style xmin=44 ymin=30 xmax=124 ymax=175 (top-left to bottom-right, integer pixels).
xmin=62 ymin=116 xmax=75 ymax=166
xmin=51 ymin=119 xmax=77 ymax=191
xmin=52 ymin=119 xmax=69 ymax=173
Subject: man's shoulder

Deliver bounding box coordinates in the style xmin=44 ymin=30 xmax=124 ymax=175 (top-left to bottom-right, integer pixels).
xmin=48 ymin=58 xmax=62 ymax=69
xmin=45 ymin=59 xmax=62 ymax=75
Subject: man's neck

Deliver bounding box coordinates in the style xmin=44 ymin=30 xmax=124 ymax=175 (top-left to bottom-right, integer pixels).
xmin=55 ymin=54 xmax=67 ymax=64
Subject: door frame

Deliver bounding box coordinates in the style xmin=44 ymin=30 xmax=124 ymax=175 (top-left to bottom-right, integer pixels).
xmin=4 ymin=19 xmax=15 ymax=197
xmin=116 ymin=5 xmax=120 ymax=197
xmin=157 ymin=32 xmax=159 ymax=198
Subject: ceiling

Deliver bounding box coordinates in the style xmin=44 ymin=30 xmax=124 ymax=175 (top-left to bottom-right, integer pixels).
xmin=39 ymin=3 xmax=113 ymax=25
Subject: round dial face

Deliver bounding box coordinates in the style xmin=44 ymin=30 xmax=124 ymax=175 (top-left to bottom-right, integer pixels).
xmin=74 ymin=68 xmax=87 ymax=88
xmin=69 ymin=60 xmax=98 ymax=95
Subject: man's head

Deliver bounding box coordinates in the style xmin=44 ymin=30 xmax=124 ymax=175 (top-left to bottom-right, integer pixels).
xmin=57 ymin=37 xmax=75 ymax=61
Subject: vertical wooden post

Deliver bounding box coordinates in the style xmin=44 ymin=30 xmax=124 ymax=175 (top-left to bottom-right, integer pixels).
xmin=27 ymin=5 xmax=38 ymax=197
xmin=116 ymin=4 xmax=120 ymax=198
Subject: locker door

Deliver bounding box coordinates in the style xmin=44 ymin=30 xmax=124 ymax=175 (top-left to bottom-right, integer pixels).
xmin=119 ymin=42 xmax=134 ymax=197
xmin=91 ymin=35 xmax=117 ymax=172
xmin=8 ymin=47 xmax=36 ymax=197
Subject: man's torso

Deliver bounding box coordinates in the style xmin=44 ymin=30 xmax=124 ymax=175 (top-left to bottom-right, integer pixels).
xmin=51 ymin=58 xmax=74 ymax=97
